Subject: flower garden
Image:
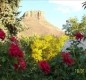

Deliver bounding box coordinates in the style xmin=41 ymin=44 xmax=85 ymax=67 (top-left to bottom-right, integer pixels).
xmin=0 ymin=27 xmax=86 ymax=80
xmin=0 ymin=0 xmax=86 ymax=80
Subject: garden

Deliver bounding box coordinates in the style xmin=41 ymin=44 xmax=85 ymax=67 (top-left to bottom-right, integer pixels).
xmin=0 ymin=0 xmax=86 ymax=80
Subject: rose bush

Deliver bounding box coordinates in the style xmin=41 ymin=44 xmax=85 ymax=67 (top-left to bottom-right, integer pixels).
xmin=38 ymin=60 xmax=50 ymax=74
xmin=0 ymin=28 xmax=28 ymax=80
xmin=0 ymin=28 xmax=86 ymax=80
xmin=19 ymin=33 xmax=86 ymax=80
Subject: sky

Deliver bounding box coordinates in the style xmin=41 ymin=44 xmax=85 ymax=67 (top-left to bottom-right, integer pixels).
xmin=18 ymin=0 xmax=86 ymax=29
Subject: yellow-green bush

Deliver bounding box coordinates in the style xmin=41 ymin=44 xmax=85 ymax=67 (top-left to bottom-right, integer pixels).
xmin=29 ymin=35 xmax=69 ymax=61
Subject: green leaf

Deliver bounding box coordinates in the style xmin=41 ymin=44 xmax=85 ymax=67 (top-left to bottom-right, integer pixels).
xmin=1 ymin=57 xmax=6 ymax=63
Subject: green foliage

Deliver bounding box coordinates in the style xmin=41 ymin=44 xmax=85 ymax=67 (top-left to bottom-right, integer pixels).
xmin=0 ymin=0 xmax=23 ymax=36
xmin=20 ymin=34 xmax=86 ymax=80
xmin=0 ymin=0 xmax=30 ymax=79
xmin=63 ymin=16 xmax=86 ymax=38
xmin=0 ymin=0 xmax=86 ymax=79
xmin=0 ymin=41 xmax=23 ymax=80
xmin=0 ymin=33 xmax=86 ymax=80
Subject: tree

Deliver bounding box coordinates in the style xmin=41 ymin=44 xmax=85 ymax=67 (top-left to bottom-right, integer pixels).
xmin=0 ymin=0 xmax=22 ymax=36
xmin=82 ymin=1 xmax=86 ymax=9
xmin=63 ymin=16 xmax=86 ymax=37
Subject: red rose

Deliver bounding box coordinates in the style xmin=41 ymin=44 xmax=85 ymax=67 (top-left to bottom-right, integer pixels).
xmin=10 ymin=36 xmax=18 ymax=44
xmin=0 ymin=29 xmax=5 ymax=40
xmin=74 ymin=32 xmax=84 ymax=40
xmin=62 ymin=52 xmax=74 ymax=66
xmin=38 ymin=60 xmax=50 ymax=74
xmin=13 ymin=59 xmax=26 ymax=70
xmin=8 ymin=43 xmax=24 ymax=58
xmin=18 ymin=59 xmax=26 ymax=70
xmin=13 ymin=64 xmax=19 ymax=70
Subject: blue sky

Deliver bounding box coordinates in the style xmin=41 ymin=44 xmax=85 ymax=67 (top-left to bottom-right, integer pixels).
xmin=18 ymin=0 xmax=86 ymax=29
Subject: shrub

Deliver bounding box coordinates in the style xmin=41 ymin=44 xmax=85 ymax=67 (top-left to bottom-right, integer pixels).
xmin=0 ymin=29 xmax=27 ymax=80
xmin=20 ymin=35 xmax=68 ymax=61
xmin=1 ymin=28 xmax=86 ymax=80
